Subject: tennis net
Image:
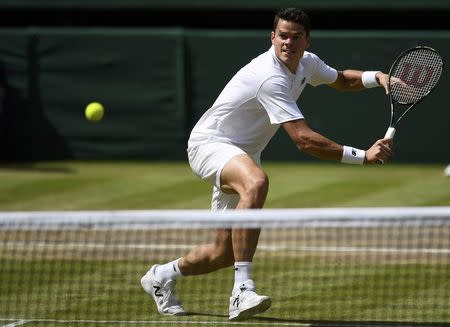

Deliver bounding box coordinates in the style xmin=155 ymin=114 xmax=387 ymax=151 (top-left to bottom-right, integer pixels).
xmin=1 ymin=207 xmax=449 ymax=326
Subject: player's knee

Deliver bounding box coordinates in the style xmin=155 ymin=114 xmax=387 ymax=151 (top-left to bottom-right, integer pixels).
xmin=243 ymin=173 xmax=269 ymax=200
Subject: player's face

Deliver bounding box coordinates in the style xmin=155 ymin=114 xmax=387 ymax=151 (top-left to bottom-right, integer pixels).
xmin=271 ymin=19 xmax=310 ymax=73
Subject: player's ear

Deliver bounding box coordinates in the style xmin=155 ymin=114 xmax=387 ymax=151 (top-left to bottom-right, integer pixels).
xmin=306 ymin=35 xmax=311 ymax=49
xmin=271 ymin=31 xmax=275 ymax=44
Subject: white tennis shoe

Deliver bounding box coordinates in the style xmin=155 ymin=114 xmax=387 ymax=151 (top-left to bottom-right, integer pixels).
xmin=140 ymin=264 xmax=185 ymax=316
xmin=229 ymin=281 xmax=271 ymax=321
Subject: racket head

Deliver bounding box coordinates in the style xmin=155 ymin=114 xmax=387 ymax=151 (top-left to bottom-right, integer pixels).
xmin=388 ymin=46 xmax=443 ymax=105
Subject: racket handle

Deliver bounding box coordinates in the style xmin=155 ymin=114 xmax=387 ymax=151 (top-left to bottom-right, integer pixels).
xmin=377 ymin=127 xmax=396 ymax=164
xmin=384 ymin=127 xmax=396 ymax=139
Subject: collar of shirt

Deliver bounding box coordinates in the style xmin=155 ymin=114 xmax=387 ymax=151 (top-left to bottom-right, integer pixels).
xmin=269 ymin=45 xmax=304 ymax=80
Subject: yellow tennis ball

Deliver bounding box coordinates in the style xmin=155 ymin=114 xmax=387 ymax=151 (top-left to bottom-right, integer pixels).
xmin=85 ymin=102 xmax=104 ymax=122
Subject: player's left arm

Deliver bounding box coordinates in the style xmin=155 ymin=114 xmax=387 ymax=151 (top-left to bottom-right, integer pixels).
xmin=329 ymin=70 xmax=389 ymax=93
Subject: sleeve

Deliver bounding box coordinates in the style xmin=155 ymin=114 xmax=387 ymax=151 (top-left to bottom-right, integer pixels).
xmin=308 ymin=54 xmax=338 ymax=87
xmin=257 ymin=76 xmax=304 ymax=124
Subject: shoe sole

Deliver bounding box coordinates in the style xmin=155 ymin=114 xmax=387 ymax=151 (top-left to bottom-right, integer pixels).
xmin=229 ymin=297 xmax=271 ymax=321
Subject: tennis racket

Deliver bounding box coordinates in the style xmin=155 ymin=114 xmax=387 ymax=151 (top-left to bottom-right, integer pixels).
xmin=378 ymin=46 xmax=443 ymax=164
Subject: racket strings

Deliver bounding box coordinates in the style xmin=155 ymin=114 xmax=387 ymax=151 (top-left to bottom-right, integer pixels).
xmin=390 ymin=48 xmax=443 ymax=104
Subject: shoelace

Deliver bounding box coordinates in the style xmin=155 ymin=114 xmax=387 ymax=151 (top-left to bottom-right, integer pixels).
xmin=233 ymin=288 xmax=256 ymax=307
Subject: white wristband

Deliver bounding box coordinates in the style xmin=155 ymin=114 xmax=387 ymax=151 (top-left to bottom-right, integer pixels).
xmin=361 ymin=71 xmax=380 ymax=88
xmin=341 ymin=146 xmax=365 ymax=165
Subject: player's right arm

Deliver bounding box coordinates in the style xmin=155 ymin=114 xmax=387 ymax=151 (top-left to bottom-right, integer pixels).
xmin=282 ymin=119 xmax=393 ymax=164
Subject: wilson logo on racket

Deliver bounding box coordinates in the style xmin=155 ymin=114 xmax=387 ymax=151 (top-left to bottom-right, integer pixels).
xmin=400 ymin=63 xmax=434 ymax=88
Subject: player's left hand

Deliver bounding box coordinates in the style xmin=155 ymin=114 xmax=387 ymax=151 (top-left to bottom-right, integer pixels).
xmin=375 ymin=72 xmax=390 ymax=94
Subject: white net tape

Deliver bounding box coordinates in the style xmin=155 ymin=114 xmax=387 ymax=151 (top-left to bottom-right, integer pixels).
xmin=1 ymin=207 xmax=449 ymax=229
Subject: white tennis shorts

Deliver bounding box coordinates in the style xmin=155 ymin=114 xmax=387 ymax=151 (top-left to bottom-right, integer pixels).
xmin=187 ymin=142 xmax=261 ymax=211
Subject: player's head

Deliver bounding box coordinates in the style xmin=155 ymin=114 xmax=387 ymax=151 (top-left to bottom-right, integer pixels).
xmin=271 ymin=8 xmax=311 ymax=73
xmin=273 ymin=8 xmax=311 ymax=37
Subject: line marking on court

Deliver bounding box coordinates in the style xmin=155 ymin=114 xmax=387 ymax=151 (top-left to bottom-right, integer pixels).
xmin=2 ymin=318 xmax=446 ymax=326
xmin=1 ymin=321 xmax=30 ymax=327
xmin=3 ymin=241 xmax=450 ymax=254
xmin=0 ymin=318 xmax=311 ymax=326
xmin=1 ymin=319 xmax=445 ymax=327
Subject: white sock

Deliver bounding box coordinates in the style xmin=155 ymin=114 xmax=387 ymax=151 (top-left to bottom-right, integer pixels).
xmin=154 ymin=258 xmax=183 ymax=283
xmin=233 ymin=261 xmax=253 ymax=293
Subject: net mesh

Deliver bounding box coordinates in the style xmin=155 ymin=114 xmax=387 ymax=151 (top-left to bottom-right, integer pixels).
xmin=1 ymin=207 xmax=450 ymax=326
xmin=390 ymin=47 xmax=443 ymax=104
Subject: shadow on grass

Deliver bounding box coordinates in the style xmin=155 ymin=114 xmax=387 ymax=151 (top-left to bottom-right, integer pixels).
xmin=254 ymin=317 xmax=450 ymax=327
xmin=186 ymin=311 xmax=450 ymax=327
xmin=185 ymin=311 xmax=228 ymax=318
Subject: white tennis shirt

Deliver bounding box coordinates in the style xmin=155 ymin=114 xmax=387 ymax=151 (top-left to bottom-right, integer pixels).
xmin=188 ymin=45 xmax=338 ymax=154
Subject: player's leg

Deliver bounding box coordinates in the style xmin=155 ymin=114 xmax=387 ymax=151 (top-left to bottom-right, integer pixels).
xmin=178 ymin=228 xmax=234 ymax=275
xmin=140 ymin=228 xmax=236 ymax=315
xmin=175 ymin=153 xmax=268 ymax=275
xmin=141 ymin=144 xmax=270 ymax=319
xmin=141 ymin=143 xmax=244 ymax=315
xmin=220 ymin=152 xmax=267 ymax=263
xmin=219 ymin=154 xmax=272 ymax=321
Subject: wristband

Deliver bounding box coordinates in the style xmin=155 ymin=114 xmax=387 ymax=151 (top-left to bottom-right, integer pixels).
xmin=361 ymin=71 xmax=380 ymax=88
xmin=341 ymin=146 xmax=365 ymax=165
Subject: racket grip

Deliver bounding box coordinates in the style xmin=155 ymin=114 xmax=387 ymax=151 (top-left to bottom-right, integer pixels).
xmin=384 ymin=127 xmax=396 ymax=139
xmin=377 ymin=127 xmax=396 ymax=164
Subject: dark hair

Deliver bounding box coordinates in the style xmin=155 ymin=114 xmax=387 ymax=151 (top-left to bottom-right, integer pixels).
xmin=273 ymin=8 xmax=311 ymax=36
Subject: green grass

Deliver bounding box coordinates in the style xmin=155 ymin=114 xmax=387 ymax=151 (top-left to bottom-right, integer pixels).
xmin=1 ymin=256 xmax=449 ymax=325
xmin=0 ymin=161 xmax=449 ymax=326
xmin=0 ymin=161 xmax=449 ymax=210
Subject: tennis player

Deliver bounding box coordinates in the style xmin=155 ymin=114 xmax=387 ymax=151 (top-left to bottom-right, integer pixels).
xmin=141 ymin=7 xmax=394 ymax=321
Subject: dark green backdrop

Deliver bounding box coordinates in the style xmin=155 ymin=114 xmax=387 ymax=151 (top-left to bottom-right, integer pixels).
xmin=1 ymin=0 xmax=449 ymax=10
xmin=0 ymin=28 xmax=448 ymax=162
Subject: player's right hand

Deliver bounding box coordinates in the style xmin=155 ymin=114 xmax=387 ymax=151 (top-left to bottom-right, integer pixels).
xmin=365 ymin=138 xmax=394 ymax=164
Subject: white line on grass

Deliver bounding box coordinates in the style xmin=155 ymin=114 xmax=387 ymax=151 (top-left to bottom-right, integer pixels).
xmin=0 ymin=319 xmax=310 ymax=326
xmin=0 ymin=319 xmax=438 ymax=327
xmin=1 ymin=321 xmax=30 ymax=327
xmin=3 ymin=241 xmax=450 ymax=254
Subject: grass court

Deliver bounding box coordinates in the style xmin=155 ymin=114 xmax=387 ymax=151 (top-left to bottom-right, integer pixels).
xmin=1 ymin=161 xmax=449 ymax=326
